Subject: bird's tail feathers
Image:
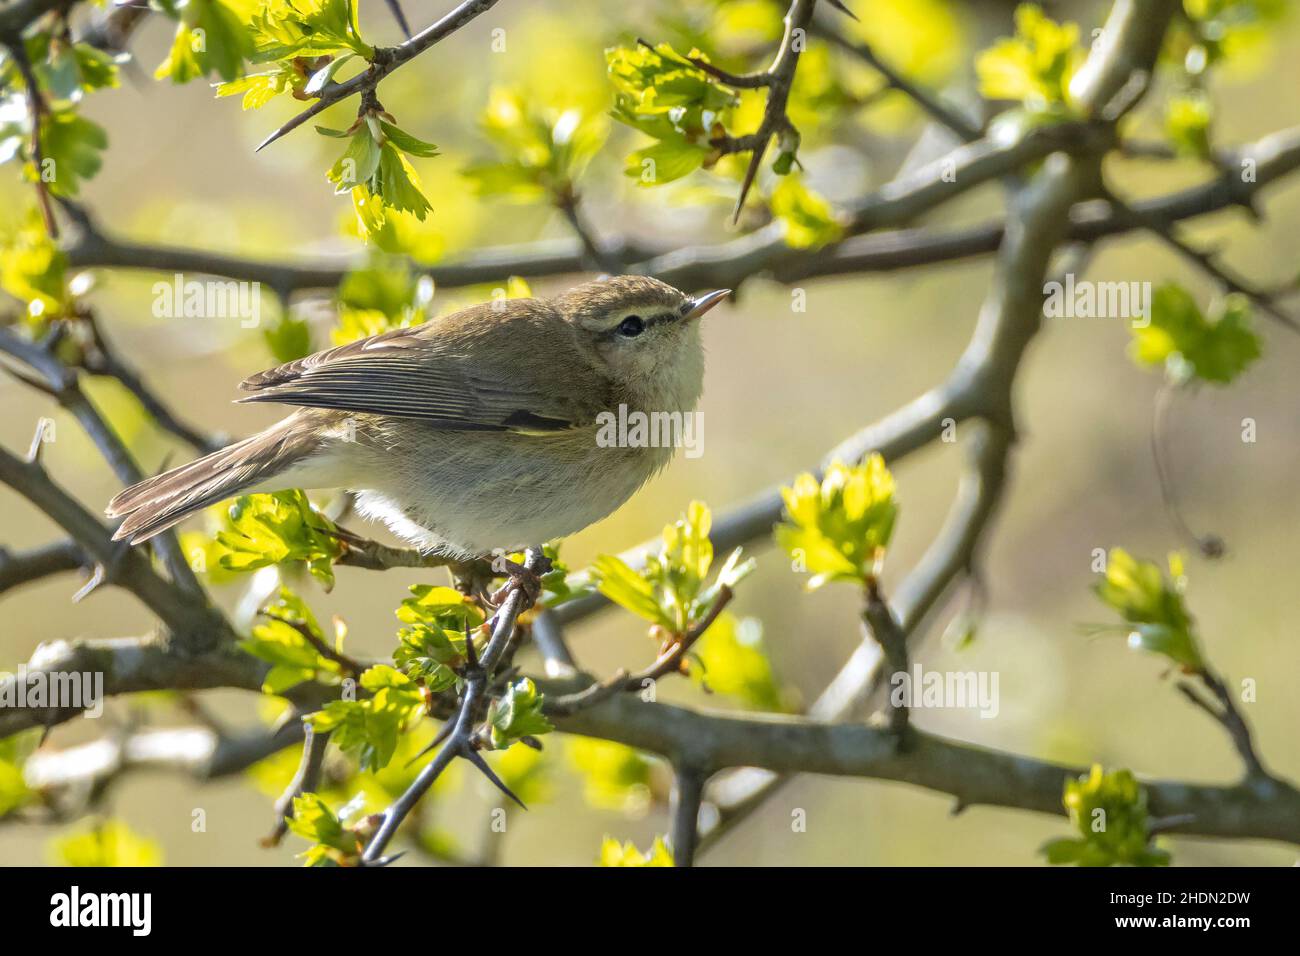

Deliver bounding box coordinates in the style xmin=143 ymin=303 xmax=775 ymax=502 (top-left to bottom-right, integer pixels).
xmin=107 ymin=418 xmax=320 ymax=544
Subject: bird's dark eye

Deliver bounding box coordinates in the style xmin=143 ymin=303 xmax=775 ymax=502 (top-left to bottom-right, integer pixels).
xmin=617 ymin=315 xmax=646 ymax=337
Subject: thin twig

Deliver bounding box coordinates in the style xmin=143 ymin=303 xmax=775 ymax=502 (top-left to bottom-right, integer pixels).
xmin=79 ymin=310 xmax=224 ymax=454
xmin=0 ymin=325 xmax=204 ymax=597
xmin=669 ymin=764 xmax=708 ymax=867
xmin=274 ymin=616 xmax=363 ymax=678
xmin=360 ymin=547 xmax=545 ymax=864
xmin=547 ymin=586 xmax=734 ymax=716
xmin=1177 ymin=667 xmax=1267 ymax=779
xmin=1102 ymin=185 xmax=1300 ymax=334
xmin=555 ymin=190 xmax=620 ymax=274
xmin=264 ymin=718 xmax=332 ymax=847
xmin=55 ymin=125 xmax=1300 ymax=298
xmin=0 ymin=539 xmax=88 ymax=595
xmin=1149 ymin=381 xmax=1225 ymax=558
xmin=863 ymin=580 xmax=909 ymax=736
xmin=0 ymin=445 xmax=229 ymax=648
xmin=814 ymin=24 xmax=981 ymax=142
xmin=257 ymin=0 xmax=502 ymax=151
xmin=726 ymin=0 xmax=820 ymax=220
xmin=6 ymin=38 xmax=58 ymax=237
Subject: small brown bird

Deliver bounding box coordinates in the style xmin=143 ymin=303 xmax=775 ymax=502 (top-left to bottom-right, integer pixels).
xmin=107 ymin=276 xmax=729 ymax=556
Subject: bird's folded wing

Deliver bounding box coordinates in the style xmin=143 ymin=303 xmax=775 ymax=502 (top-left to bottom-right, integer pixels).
xmin=236 ymin=321 xmax=594 ymax=432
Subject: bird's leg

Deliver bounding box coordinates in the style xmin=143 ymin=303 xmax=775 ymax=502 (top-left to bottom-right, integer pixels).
xmin=489 ymin=552 xmax=552 ymax=607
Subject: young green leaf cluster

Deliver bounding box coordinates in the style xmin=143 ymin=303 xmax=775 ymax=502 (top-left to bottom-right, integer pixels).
xmin=217 ymin=489 xmax=344 ymax=589
xmin=1129 ymin=284 xmax=1260 ymax=386
xmin=592 ymin=500 xmax=754 ymax=636
xmin=1092 ymin=548 xmax=1205 ymax=672
xmin=777 ymin=454 xmax=898 ymax=590
xmin=1042 ymin=765 xmax=1170 ymax=867
xmin=607 ymin=42 xmax=739 ymax=186
xmin=239 ymin=586 xmax=349 ymax=693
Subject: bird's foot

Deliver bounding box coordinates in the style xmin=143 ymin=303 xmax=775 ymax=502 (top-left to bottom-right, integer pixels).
xmin=490 ymin=555 xmax=552 ymax=608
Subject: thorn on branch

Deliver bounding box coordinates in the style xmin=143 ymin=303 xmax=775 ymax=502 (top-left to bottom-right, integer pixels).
xmin=383 ymin=0 xmax=412 ymax=38
xmin=824 ymin=0 xmax=859 ymax=20
xmin=257 ymin=0 xmax=502 ymax=152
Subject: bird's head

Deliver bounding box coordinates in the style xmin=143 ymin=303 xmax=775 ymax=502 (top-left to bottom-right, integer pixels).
xmin=552 ymin=275 xmax=729 ymax=404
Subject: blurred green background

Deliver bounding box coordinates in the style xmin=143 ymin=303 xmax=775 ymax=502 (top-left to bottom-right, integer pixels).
xmin=1 ymin=0 xmax=1298 ymax=865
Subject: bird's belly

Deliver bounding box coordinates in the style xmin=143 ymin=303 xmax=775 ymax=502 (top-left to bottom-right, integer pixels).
xmin=348 ymin=429 xmax=673 ymax=556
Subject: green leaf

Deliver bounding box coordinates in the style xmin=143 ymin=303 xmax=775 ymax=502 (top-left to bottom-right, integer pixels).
xmin=309 ymin=666 xmax=423 ymax=771
xmin=975 ymin=4 xmax=1083 ymax=113
xmin=50 ymin=820 xmax=163 ymax=867
xmin=217 ymin=490 xmax=342 ymax=589
xmin=285 ymin=793 xmax=361 ymax=866
xmin=1129 ymin=284 xmax=1260 ymax=385
xmin=263 ymin=314 xmax=312 ymax=363
xmin=379 ymin=121 xmax=439 ymax=158
xmin=776 ymin=454 xmax=898 ymax=589
xmin=624 ymin=139 xmax=708 ymax=186
xmin=0 ymin=208 xmax=69 ymax=319
xmin=599 ymin=835 xmax=673 ymax=866
xmin=692 ymin=613 xmax=788 ymax=711
xmin=375 ymin=143 xmax=432 ymax=219
xmin=396 ymin=584 xmax=486 ymax=630
xmin=23 ymin=109 xmax=108 ymax=197
xmin=487 ymin=677 xmax=554 ymax=750
xmin=1040 ymin=765 xmax=1171 ymax=867
xmin=770 ymin=175 xmax=843 ymax=250
xmin=326 ymin=128 xmax=382 ymax=192
xmin=1165 ymin=92 xmax=1213 ymax=158
xmin=327 ymin=126 xmax=434 ymax=230
xmin=35 ymin=40 xmax=121 ymax=105
xmin=217 ymin=70 xmax=293 ymax=109
xmin=154 ymin=0 xmax=255 ymax=84
xmin=592 ymin=554 xmax=674 ymax=629
xmin=607 ymin=42 xmax=738 ymax=187
xmin=0 ymin=730 xmax=38 ymax=817
xmin=238 ymin=586 xmax=343 ymax=693
xmin=392 ymin=586 xmax=481 ymax=690
xmin=1092 ymin=548 xmax=1205 ymax=671
xmin=592 ymin=501 xmax=751 ymax=636
xmin=567 ymin=737 xmax=656 ymax=813
xmin=607 ymin=43 xmax=737 ymax=115
xmin=248 ymin=0 xmax=373 ymax=63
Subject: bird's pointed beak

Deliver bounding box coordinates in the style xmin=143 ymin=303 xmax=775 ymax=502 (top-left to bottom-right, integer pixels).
xmin=684 ymin=289 xmax=731 ymax=320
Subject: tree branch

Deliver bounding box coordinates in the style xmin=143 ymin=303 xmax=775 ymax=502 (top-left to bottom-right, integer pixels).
xmin=53 ymin=125 xmax=1300 ymax=299
xmin=256 ymin=0 xmax=504 ymax=151
xmin=9 ymin=632 xmax=1299 ymax=848
xmin=0 ymin=539 xmax=88 ymax=595
xmin=551 ymin=687 xmax=1300 ymax=845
